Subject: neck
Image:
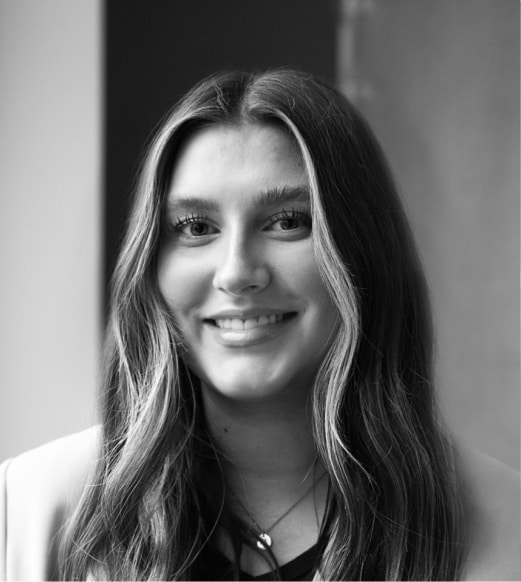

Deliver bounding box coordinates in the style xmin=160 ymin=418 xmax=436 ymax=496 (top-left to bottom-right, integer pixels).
xmin=201 ymin=384 xmax=318 ymax=487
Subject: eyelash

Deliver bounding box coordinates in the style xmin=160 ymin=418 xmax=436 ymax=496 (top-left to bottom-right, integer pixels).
xmin=174 ymin=213 xmax=208 ymax=228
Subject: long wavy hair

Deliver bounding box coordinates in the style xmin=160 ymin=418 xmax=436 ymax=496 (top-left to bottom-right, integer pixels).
xmin=59 ymin=69 xmax=466 ymax=580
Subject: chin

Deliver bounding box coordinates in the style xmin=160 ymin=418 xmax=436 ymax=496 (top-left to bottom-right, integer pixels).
xmin=201 ymin=376 xmax=279 ymax=400
xmin=200 ymin=368 xmax=315 ymax=405
xmin=186 ymin=352 xmax=320 ymax=405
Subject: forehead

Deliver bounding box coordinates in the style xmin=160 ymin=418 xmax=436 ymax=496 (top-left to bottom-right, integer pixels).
xmin=166 ymin=122 xmax=307 ymax=199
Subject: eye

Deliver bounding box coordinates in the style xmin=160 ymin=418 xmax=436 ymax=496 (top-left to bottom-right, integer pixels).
xmin=184 ymin=222 xmax=209 ymax=236
xmin=265 ymin=209 xmax=312 ymax=235
xmin=171 ymin=214 xmax=218 ymax=241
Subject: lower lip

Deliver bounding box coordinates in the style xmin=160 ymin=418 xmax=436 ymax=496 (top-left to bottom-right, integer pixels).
xmin=204 ymin=315 xmax=296 ymax=347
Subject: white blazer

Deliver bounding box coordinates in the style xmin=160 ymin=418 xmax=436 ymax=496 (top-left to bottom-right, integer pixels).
xmin=0 ymin=427 xmax=519 ymax=581
xmin=0 ymin=427 xmax=99 ymax=581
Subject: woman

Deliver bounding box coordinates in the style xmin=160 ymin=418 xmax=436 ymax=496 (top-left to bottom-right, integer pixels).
xmin=1 ymin=70 xmax=518 ymax=581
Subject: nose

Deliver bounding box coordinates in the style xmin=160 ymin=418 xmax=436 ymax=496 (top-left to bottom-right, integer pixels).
xmin=212 ymin=233 xmax=270 ymax=296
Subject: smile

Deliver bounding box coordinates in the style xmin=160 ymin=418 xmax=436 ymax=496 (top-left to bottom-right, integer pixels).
xmin=203 ymin=312 xmax=297 ymax=347
xmin=213 ymin=314 xmax=289 ymax=330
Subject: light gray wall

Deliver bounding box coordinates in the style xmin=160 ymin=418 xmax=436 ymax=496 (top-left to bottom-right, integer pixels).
xmin=338 ymin=0 xmax=519 ymax=468
xmin=0 ymin=0 xmax=101 ymax=461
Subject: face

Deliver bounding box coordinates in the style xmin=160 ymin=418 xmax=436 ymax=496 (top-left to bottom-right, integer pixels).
xmin=157 ymin=122 xmax=338 ymax=404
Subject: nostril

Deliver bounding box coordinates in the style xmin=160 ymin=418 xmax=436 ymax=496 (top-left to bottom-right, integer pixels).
xmin=212 ymin=266 xmax=271 ymax=295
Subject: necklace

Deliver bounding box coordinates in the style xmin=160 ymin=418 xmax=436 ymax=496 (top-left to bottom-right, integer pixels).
xmin=229 ymin=470 xmax=327 ymax=551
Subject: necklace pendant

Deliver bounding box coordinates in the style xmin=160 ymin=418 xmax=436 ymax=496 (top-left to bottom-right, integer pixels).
xmin=256 ymin=532 xmax=272 ymax=550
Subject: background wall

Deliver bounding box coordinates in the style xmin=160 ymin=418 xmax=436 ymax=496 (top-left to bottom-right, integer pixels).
xmin=0 ymin=0 xmax=101 ymax=460
xmin=338 ymin=0 xmax=519 ymax=468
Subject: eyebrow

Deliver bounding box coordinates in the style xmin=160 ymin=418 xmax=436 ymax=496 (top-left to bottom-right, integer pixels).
xmin=256 ymin=185 xmax=310 ymax=206
xmin=166 ymin=185 xmax=310 ymax=214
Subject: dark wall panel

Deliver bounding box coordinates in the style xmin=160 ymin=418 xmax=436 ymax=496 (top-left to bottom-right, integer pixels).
xmin=105 ymin=0 xmax=337 ymax=300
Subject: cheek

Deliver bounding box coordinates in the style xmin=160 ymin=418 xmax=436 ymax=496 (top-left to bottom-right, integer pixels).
xmin=284 ymin=252 xmax=339 ymax=339
xmin=281 ymin=250 xmax=332 ymax=307
xmin=157 ymin=252 xmax=209 ymax=319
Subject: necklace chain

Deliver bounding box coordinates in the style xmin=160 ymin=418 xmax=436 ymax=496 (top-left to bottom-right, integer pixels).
xmin=229 ymin=470 xmax=327 ymax=550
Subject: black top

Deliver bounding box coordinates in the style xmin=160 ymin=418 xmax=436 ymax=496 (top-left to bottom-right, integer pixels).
xmin=210 ymin=543 xmax=320 ymax=581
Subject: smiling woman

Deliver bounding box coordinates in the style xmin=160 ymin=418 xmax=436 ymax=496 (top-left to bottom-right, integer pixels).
xmin=0 ymin=70 xmax=519 ymax=581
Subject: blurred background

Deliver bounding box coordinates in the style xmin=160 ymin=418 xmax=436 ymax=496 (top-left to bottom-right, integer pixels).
xmin=0 ymin=0 xmax=519 ymax=469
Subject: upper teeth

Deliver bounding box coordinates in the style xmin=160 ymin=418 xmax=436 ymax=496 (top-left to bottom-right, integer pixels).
xmin=215 ymin=314 xmax=284 ymax=330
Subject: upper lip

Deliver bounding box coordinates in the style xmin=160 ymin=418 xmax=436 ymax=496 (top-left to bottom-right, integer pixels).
xmin=204 ymin=308 xmax=296 ymax=320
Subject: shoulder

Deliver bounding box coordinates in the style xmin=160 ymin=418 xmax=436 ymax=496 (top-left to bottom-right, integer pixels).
xmin=2 ymin=425 xmax=100 ymax=505
xmin=456 ymin=443 xmax=520 ymax=581
xmin=0 ymin=426 xmax=101 ymax=580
